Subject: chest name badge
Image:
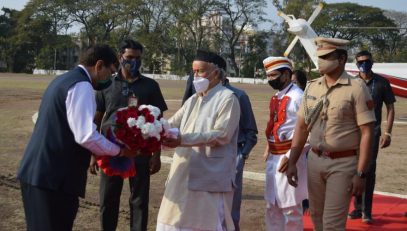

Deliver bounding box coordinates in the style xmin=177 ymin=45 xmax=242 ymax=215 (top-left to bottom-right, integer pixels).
xmin=307 ymin=95 xmax=317 ymax=100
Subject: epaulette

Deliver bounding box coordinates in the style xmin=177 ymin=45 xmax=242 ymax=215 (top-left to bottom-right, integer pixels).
xmin=354 ymin=77 xmax=364 ymax=82
xmin=307 ymin=77 xmax=322 ymax=86
xmin=352 ymin=77 xmax=366 ymax=87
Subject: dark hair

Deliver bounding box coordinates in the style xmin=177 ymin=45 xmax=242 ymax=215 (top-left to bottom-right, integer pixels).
xmin=119 ymin=39 xmax=144 ymax=54
xmin=277 ymin=67 xmax=292 ymax=76
xmin=79 ymin=44 xmax=118 ymax=67
xmin=355 ymin=50 xmax=372 ymax=60
xmin=292 ymin=70 xmax=307 ymax=90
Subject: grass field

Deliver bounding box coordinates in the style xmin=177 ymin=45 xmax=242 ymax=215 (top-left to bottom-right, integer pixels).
xmin=0 ymin=73 xmax=406 ymax=230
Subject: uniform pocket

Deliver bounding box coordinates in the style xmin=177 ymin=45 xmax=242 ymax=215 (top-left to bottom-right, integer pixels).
xmin=327 ymin=105 xmax=342 ymax=121
xmin=327 ymin=99 xmax=352 ymax=121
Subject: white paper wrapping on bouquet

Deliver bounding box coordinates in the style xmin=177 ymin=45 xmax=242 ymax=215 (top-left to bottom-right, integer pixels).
xmin=161 ymin=128 xmax=179 ymax=150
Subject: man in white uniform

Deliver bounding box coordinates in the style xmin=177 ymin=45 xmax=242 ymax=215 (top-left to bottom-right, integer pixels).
xmin=262 ymin=57 xmax=309 ymax=231
xmin=156 ymin=50 xmax=240 ymax=231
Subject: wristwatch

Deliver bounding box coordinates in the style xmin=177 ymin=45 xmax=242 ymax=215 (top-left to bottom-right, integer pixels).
xmin=356 ymin=171 xmax=366 ymax=178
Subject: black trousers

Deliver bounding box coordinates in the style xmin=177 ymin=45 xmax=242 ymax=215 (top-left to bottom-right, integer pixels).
xmin=20 ymin=182 xmax=79 ymax=231
xmin=354 ymin=132 xmax=380 ymax=216
xmin=99 ymin=156 xmax=151 ymax=231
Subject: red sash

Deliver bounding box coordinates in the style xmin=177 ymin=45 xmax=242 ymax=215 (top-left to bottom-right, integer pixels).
xmin=268 ymin=139 xmax=292 ymax=155
xmin=265 ymin=95 xmax=291 ymax=142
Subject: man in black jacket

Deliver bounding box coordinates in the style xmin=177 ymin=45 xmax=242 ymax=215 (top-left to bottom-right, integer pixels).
xmin=89 ymin=39 xmax=167 ymax=231
xmin=348 ymin=50 xmax=396 ymax=224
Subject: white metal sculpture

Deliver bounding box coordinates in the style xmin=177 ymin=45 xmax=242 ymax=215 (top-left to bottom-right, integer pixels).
xmin=278 ymin=3 xmax=324 ymax=68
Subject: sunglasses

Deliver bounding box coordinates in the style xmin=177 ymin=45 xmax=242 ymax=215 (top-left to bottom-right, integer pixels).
xmin=356 ymin=60 xmax=372 ymax=65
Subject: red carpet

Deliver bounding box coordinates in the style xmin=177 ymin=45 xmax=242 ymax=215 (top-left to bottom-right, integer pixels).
xmin=303 ymin=194 xmax=407 ymax=230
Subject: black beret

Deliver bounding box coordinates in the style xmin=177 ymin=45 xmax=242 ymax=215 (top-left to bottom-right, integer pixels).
xmin=194 ymin=49 xmax=226 ymax=71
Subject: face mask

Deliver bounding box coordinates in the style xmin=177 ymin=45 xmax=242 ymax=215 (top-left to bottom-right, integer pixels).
xmin=193 ymin=77 xmax=210 ymax=93
xmin=357 ymin=60 xmax=373 ymax=73
xmin=268 ymin=74 xmax=285 ymax=90
xmin=94 ymin=78 xmax=112 ymax=91
xmin=318 ymin=59 xmax=339 ymax=74
xmin=122 ymin=59 xmax=141 ymax=78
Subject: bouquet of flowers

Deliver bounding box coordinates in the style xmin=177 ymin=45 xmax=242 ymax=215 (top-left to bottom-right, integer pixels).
xmin=97 ymin=104 xmax=170 ymax=178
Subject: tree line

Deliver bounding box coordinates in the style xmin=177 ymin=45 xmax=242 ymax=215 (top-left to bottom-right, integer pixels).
xmin=0 ymin=0 xmax=406 ymax=75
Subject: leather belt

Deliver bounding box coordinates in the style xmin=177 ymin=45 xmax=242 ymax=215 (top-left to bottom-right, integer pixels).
xmin=311 ymin=148 xmax=357 ymax=159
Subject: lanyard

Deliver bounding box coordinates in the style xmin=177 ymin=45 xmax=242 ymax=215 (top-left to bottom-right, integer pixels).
xmin=369 ymin=79 xmax=375 ymax=96
xmin=279 ymin=83 xmax=294 ymax=99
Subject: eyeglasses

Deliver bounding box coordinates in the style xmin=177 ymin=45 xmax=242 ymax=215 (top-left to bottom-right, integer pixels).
xmin=356 ymin=60 xmax=372 ymax=65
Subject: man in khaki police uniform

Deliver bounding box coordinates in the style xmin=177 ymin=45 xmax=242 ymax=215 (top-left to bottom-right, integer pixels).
xmin=286 ymin=37 xmax=375 ymax=231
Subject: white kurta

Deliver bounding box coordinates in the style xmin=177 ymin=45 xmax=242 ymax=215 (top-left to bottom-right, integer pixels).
xmin=157 ymin=83 xmax=240 ymax=231
xmin=265 ymin=83 xmax=309 ymax=208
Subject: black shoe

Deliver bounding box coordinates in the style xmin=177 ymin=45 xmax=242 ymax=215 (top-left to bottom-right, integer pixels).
xmin=348 ymin=210 xmax=362 ymax=219
xmin=362 ymin=214 xmax=373 ymax=224
xmin=302 ymin=199 xmax=309 ymax=214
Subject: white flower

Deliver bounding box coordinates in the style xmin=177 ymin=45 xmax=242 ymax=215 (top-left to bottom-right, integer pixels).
xmin=160 ymin=118 xmax=170 ymax=134
xmin=127 ymin=117 xmax=137 ymax=127
xmin=139 ymin=105 xmax=161 ymax=119
xmin=154 ymin=120 xmax=163 ymax=134
xmin=135 ymin=116 xmax=146 ymax=128
xmin=141 ymin=122 xmax=161 ymax=140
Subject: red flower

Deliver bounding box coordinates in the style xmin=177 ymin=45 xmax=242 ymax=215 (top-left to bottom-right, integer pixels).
xmin=97 ymin=104 xmax=168 ymax=179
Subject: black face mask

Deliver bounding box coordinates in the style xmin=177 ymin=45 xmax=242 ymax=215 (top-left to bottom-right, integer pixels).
xmin=122 ymin=59 xmax=141 ymax=78
xmin=94 ymin=78 xmax=112 ymax=91
xmin=357 ymin=60 xmax=373 ymax=73
xmin=268 ymin=74 xmax=285 ymax=90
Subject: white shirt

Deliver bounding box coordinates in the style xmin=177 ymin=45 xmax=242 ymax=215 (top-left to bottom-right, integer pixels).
xmin=269 ymin=83 xmax=302 ymax=143
xmin=265 ymin=83 xmax=309 ymax=208
xmin=65 ymin=65 xmax=120 ymax=156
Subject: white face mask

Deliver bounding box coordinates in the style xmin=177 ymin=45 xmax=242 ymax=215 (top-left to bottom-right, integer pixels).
xmin=193 ymin=77 xmax=210 ymax=93
xmin=318 ymin=58 xmax=339 ymax=75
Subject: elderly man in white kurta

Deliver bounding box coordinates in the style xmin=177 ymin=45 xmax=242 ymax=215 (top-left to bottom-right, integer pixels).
xmin=156 ymin=50 xmax=240 ymax=231
xmin=262 ymin=57 xmax=309 ymax=231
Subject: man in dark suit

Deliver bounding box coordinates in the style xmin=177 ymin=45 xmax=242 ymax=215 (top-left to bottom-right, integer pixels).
xmin=17 ymin=45 xmax=136 ymax=231
xmin=181 ymin=72 xmax=195 ymax=104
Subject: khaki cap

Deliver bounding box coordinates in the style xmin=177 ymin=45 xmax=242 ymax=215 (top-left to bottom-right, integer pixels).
xmin=315 ymin=37 xmax=350 ymax=57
